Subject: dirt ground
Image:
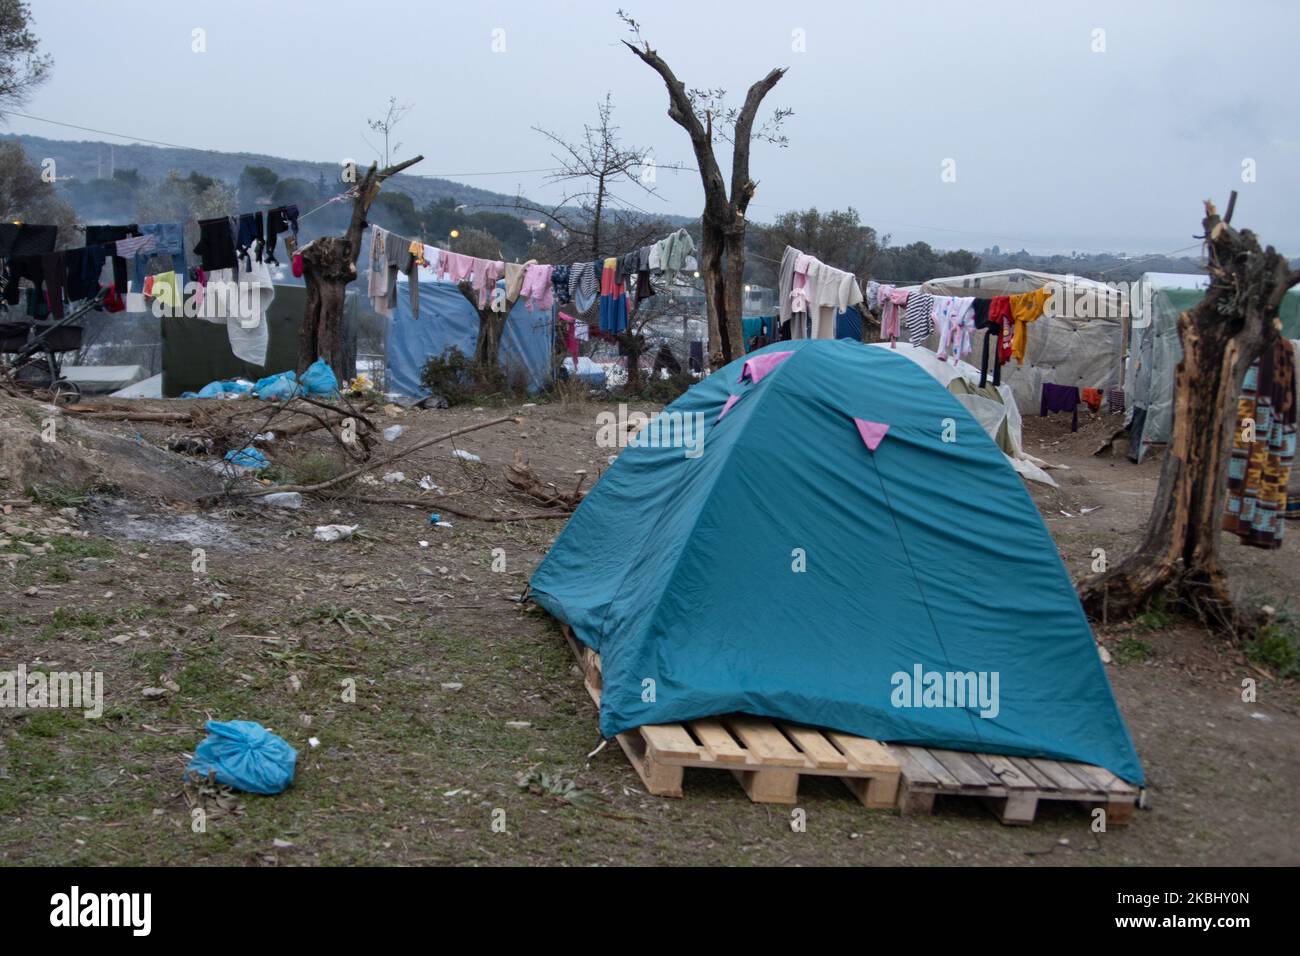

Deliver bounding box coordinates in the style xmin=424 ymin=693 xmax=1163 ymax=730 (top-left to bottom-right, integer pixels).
xmin=0 ymin=393 xmax=1297 ymax=867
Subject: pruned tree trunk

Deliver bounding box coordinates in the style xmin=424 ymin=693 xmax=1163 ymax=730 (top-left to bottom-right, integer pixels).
xmin=618 ymin=329 xmax=647 ymax=392
xmin=622 ymin=33 xmax=784 ymax=366
xmin=721 ymin=226 xmax=747 ymax=365
xmin=455 ymin=281 xmax=510 ymax=379
xmin=299 ymin=155 xmax=423 ymax=381
xmin=1078 ymin=197 xmax=1300 ymax=632
xmin=698 ymin=224 xmax=726 ymax=366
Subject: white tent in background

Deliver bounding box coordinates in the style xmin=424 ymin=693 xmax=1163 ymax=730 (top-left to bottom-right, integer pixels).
xmin=920 ymin=269 xmax=1128 ymax=415
xmin=871 ymin=342 xmax=1056 ymax=486
xmin=109 ymin=372 xmax=163 ymax=398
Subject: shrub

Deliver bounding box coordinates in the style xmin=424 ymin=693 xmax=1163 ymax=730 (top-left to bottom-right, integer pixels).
xmin=638 ymin=372 xmax=695 ymax=405
xmin=419 ymin=346 xmax=512 ymax=406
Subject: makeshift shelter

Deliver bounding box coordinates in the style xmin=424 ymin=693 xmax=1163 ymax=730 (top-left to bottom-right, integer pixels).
xmin=160 ymin=285 xmax=358 ymax=397
xmin=61 ymin=364 xmax=147 ymax=395
xmin=385 ymin=277 xmax=554 ymax=397
xmin=1126 ymin=272 xmax=1300 ymax=462
xmin=922 ymin=269 xmax=1127 ymax=415
xmin=531 ymin=339 xmax=1145 ymax=785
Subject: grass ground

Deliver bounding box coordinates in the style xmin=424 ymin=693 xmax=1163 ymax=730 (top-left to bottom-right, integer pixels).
xmin=1 ymin=399 xmax=1296 ymax=866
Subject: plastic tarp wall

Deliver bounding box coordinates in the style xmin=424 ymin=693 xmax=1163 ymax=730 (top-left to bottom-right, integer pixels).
xmin=922 ymin=269 xmax=1126 ymax=415
xmin=385 ymin=277 xmax=554 ymax=397
xmin=1127 ymin=272 xmax=1300 ymax=461
xmin=161 ymin=285 xmax=357 ymax=397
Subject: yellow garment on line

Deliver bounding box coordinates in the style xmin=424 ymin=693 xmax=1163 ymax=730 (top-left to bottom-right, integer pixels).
xmin=149 ymin=271 xmax=184 ymax=310
xmin=1008 ymin=287 xmax=1051 ymax=365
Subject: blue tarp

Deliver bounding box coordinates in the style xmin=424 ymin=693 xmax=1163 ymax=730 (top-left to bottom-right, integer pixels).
xmin=835 ymin=308 xmax=861 ymax=340
xmin=531 ymin=339 xmax=1145 ymax=785
xmin=783 ymin=309 xmax=861 ymax=342
xmin=386 ymin=278 xmax=554 ymax=397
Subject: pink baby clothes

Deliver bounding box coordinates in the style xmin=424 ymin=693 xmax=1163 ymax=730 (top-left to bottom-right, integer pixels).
xmin=934 ymin=296 xmax=976 ymax=361
xmin=878 ymin=285 xmax=909 ymax=342
xmin=878 ymin=283 xmax=909 ymax=343
xmin=440 ymin=251 xmax=474 ymax=284
xmin=520 ymin=263 xmax=554 ymax=312
xmin=472 ymin=258 xmax=504 ymax=309
xmin=559 ymin=311 xmax=579 ymax=362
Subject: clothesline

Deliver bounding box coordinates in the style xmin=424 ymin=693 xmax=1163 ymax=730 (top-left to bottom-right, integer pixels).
xmin=366 ymin=220 xmax=699 ymax=329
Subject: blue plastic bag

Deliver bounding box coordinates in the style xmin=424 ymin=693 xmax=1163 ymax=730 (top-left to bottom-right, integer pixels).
xmin=255 ymin=371 xmax=299 ymax=402
xmin=225 ymin=446 xmax=269 ymax=470
xmin=299 ymin=358 xmax=339 ymax=397
xmin=186 ymin=720 xmax=298 ymax=795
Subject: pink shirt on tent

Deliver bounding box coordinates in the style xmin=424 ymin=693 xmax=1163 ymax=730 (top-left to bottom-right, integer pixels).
xmin=521 ymin=263 xmax=554 ymax=312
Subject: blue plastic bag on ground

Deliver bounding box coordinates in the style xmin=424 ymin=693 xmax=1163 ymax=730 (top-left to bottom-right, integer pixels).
xmin=225 ymin=446 xmax=269 ymax=470
xmin=196 ymin=379 xmax=255 ymax=399
xmin=186 ymin=720 xmax=298 ymax=795
xmin=255 ymin=370 xmax=299 ymax=402
xmin=299 ymin=358 xmax=339 ymax=397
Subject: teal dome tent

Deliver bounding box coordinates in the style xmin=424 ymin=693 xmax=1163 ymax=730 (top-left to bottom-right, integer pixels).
xmin=531 ymin=339 xmax=1144 ymax=786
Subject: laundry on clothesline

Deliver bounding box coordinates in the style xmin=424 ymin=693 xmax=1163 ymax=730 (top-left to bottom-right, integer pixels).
xmin=778 ymin=245 xmax=864 ymax=340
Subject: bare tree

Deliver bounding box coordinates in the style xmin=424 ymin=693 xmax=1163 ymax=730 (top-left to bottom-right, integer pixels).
xmin=0 ymin=0 xmax=51 ymax=118
xmin=364 ymin=97 xmax=413 ymax=169
xmin=619 ymin=10 xmax=790 ymax=367
xmin=516 ymin=93 xmax=662 ymax=259
xmin=1078 ymin=195 xmax=1300 ymax=632
xmin=447 ymin=227 xmax=513 ymax=375
xmin=299 ymin=155 xmax=423 ymax=380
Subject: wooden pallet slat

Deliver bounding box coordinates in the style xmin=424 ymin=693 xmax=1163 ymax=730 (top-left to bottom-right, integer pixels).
xmin=977 ymin=753 xmax=1039 ymax=790
xmin=828 ymin=732 xmax=898 ymax=774
xmin=688 ymin=719 xmax=750 ymax=765
xmin=781 ymin=724 xmax=851 ymax=771
xmin=930 ymin=749 xmax=1002 ymax=790
xmin=723 ymin=715 xmax=808 ymax=768
xmin=640 ymin=723 xmax=705 ymax=761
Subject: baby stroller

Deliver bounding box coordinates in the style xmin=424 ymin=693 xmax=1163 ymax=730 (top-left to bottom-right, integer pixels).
xmin=0 ymin=287 xmax=107 ymax=405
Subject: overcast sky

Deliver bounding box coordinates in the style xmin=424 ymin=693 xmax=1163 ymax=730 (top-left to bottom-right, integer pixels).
xmin=11 ymin=0 xmax=1299 ymax=255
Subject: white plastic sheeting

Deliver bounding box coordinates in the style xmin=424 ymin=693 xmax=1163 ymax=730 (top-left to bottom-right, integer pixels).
xmin=921 ymin=269 xmax=1127 ymax=415
xmin=1124 ymin=273 xmax=1208 ymax=462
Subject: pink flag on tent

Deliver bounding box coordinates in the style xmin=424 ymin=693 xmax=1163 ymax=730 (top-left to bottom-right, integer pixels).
xmin=717 ymin=394 xmax=741 ymax=422
xmin=854 ymin=418 xmax=889 ymax=452
xmin=740 ymin=350 xmax=793 ymax=385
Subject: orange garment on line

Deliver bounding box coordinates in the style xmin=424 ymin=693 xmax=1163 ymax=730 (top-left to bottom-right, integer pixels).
xmin=1081 ymin=387 xmax=1103 ymax=412
xmin=1008 ymin=287 xmax=1052 ymax=364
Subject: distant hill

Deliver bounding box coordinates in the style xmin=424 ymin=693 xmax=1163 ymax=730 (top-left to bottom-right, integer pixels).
xmin=6 ymin=132 xmax=528 ymax=213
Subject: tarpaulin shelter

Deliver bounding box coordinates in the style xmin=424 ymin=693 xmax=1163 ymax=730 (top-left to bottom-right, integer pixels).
xmin=160 ymin=284 xmax=357 ymax=397
xmin=385 ymin=277 xmax=554 ymax=397
xmin=1126 ymin=272 xmax=1300 ymax=462
xmin=922 ymin=269 xmax=1127 ymax=415
xmin=531 ymin=339 xmax=1145 ymax=785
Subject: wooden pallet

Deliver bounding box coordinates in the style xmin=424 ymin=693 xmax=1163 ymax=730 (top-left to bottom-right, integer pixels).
xmin=562 ymin=626 xmax=901 ymax=808
xmin=886 ymin=744 xmax=1139 ymax=825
